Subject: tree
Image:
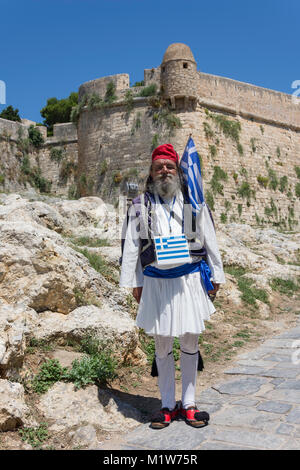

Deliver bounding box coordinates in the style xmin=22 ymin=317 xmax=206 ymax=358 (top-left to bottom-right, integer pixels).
xmin=0 ymin=105 xmax=21 ymax=122
xmin=40 ymin=92 xmax=78 ymax=135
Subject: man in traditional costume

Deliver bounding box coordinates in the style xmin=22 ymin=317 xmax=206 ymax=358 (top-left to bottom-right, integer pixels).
xmin=120 ymin=143 xmax=225 ymax=429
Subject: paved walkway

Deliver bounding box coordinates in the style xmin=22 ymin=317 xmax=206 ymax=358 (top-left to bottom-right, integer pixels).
xmin=118 ymin=317 xmax=300 ymax=450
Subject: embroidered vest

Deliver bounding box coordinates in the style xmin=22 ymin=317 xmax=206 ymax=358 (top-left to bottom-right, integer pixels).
xmin=121 ymin=190 xmax=215 ymax=268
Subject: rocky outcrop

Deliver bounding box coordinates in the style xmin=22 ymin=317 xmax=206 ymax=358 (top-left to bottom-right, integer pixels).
xmin=0 ymin=192 xmax=138 ymax=376
xmin=0 ymin=191 xmax=299 ymax=445
xmin=0 ymin=379 xmax=32 ymax=431
xmin=37 ymin=382 xmax=142 ymax=434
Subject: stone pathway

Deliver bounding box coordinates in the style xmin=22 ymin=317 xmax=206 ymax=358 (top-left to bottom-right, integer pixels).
xmin=117 ymin=317 xmax=300 ymax=450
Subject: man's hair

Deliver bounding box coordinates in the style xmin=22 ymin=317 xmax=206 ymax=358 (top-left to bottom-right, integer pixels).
xmin=144 ymin=161 xmax=187 ymax=196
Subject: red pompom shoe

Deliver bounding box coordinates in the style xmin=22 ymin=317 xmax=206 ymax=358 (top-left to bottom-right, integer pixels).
xmin=150 ymin=403 xmax=180 ymax=429
xmin=180 ymin=405 xmax=210 ymax=428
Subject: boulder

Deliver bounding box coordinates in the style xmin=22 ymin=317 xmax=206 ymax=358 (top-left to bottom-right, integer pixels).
xmin=0 ymin=379 xmax=31 ymax=431
xmin=0 ymin=219 xmax=107 ymax=313
xmin=0 ymin=302 xmax=38 ymax=378
xmin=32 ymin=305 xmax=138 ymax=360
xmin=37 ymin=382 xmax=142 ymax=433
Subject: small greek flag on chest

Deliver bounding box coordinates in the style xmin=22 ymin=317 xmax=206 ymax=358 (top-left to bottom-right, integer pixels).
xmin=154 ymin=235 xmax=191 ymax=266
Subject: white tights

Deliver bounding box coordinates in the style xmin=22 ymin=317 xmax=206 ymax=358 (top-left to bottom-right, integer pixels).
xmin=154 ymin=333 xmax=199 ymax=410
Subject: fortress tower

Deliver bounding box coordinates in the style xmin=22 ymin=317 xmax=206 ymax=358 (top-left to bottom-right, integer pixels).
xmin=160 ymin=43 xmax=198 ymax=109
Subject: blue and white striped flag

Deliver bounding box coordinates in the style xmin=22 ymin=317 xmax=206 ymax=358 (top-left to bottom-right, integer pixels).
xmin=180 ymin=136 xmax=205 ymax=213
xmin=154 ymin=235 xmax=191 ymax=266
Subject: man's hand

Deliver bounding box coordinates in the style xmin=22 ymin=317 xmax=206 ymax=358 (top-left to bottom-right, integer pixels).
xmin=208 ymin=282 xmax=220 ymax=295
xmin=133 ymin=287 xmax=143 ymax=304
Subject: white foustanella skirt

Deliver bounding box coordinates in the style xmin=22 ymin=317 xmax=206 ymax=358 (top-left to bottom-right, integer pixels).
xmin=136 ymin=271 xmax=216 ymax=337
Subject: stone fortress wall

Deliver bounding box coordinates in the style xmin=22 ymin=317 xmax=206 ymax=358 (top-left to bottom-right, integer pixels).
xmin=0 ymin=42 xmax=299 ymax=228
xmin=0 ymin=118 xmax=78 ymax=198
xmin=76 ymin=43 xmax=300 ymax=229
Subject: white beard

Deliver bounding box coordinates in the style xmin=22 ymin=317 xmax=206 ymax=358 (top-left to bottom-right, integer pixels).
xmin=151 ymin=173 xmax=181 ymax=200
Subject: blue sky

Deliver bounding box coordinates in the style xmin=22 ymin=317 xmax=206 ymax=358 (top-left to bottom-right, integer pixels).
xmin=0 ymin=0 xmax=299 ymax=122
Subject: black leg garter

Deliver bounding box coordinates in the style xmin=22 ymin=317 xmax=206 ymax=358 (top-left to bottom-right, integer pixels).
xmin=151 ymin=350 xmax=204 ymax=376
xmin=151 ymin=351 xmax=173 ymax=377
xmin=181 ymin=349 xmax=204 ymax=371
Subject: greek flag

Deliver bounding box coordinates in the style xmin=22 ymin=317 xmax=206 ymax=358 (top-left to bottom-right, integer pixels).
xmin=154 ymin=235 xmax=191 ymax=266
xmin=180 ymin=136 xmax=205 ymax=212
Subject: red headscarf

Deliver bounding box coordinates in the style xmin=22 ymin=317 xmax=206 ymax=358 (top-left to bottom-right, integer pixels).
xmin=152 ymin=144 xmax=179 ymax=163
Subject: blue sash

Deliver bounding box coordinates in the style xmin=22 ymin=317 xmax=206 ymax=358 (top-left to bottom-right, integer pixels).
xmin=143 ymin=260 xmax=214 ymax=293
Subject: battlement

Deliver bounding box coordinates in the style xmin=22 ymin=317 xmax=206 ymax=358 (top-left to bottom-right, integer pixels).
xmin=197 ymin=71 xmax=300 ymax=130
xmin=46 ymin=122 xmax=77 ymax=144
xmin=78 ymin=73 xmax=130 ymax=102
xmin=0 ymin=117 xmax=29 ymax=141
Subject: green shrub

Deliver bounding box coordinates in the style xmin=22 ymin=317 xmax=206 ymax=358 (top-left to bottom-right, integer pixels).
xmin=50 ymin=147 xmax=64 ymax=162
xmin=70 ymin=236 xmax=110 ymax=247
xmin=132 ymin=80 xmax=145 ymax=87
xmin=151 ymin=133 xmax=159 ymax=150
xmin=99 ymin=159 xmax=108 ymax=175
xmin=124 ymin=90 xmax=134 ymax=112
xmin=210 ymin=166 xmax=228 ymax=195
xmin=77 ymin=247 xmax=117 ymax=283
xmin=270 ymin=277 xmax=299 ymax=295
xmin=237 ymin=143 xmax=244 ymax=156
xmin=276 ymin=146 xmax=281 ymax=158
xmin=295 ymin=166 xmax=300 ymax=179
xmin=238 ymin=204 xmax=243 ymax=217
xmin=268 ymin=168 xmax=279 ymax=190
xmin=264 ymin=198 xmax=278 ymax=218
xmin=19 ymin=423 xmax=49 ymax=449
xmin=87 ymin=93 xmax=104 ymax=111
xmin=139 ymin=335 xmax=155 ymax=364
xmin=32 ymin=359 xmax=68 ymax=394
xmin=210 ymin=113 xmax=241 ymax=143
xmin=257 ymin=175 xmax=269 ymax=188
xmin=59 ymin=160 xmax=76 ymax=183
xmin=279 ymin=175 xmax=288 ymax=193
xmin=203 ymin=122 xmax=214 ymax=139
xmin=68 ymin=184 xmax=80 ymax=199
xmin=131 ymin=112 xmax=142 ymax=135
xmin=28 ymin=125 xmax=44 ymax=148
xmin=220 ymin=212 xmax=227 ymax=223
xmin=64 ymin=352 xmax=117 ymax=389
xmin=225 ymin=265 xmax=269 ymax=307
xmin=0 ymin=174 xmax=5 ymax=185
xmin=296 ymin=183 xmax=300 ymax=198
xmin=138 ymin=83 xmax=157 ymax=97
xmin=205 ymin=190 xmax=215 ymax=211
xmin=209 ymin=144 xmax=217 ymax=158
xmin=250 ymin=138 xmax=257 ymax=152
xmin=105 ymin=81 xmax=117 ymax=103
xmin=238 ymin=182 xmax=254 ymax=201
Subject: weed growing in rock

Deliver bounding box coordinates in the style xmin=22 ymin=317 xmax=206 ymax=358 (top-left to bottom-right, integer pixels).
xmin=270 ymin=278 xmax=300 ymax=295
xmin=19 ymin=423 xmax=49 ymax=449
xmin=70 ymin=236 xmax=110 ymax=247
xmin=65 ymin=352 xmax=117 ymax=389
xmin=28 ymin=125 xmax=44 ymax=149
xmin=224 ymin=265 xmax=269 ymax=307
xmin=32 ymin=359 xmax=68 ymax=394
xmin=210 ymin=165 xmax=228 ymax=195
xmin=138 ymin=84 xmax=157 ymax=97
xmin=76 ymin=247 xmax=117 ymax=283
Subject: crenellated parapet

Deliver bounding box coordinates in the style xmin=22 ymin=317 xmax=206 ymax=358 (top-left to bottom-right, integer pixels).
xmin=78 ymin=74 xmax=130 ymax=102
